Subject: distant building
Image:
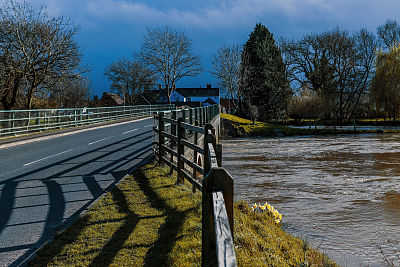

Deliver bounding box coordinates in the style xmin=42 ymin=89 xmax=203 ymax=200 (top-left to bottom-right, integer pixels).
xmin=158 ymin=84 xmax=219 ymax=107
xmin=100 ymin=92 xmax=123 ymax=106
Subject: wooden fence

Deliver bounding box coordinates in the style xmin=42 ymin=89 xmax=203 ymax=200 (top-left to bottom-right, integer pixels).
xmin=153 ymin=105 xmax=237 ymax=266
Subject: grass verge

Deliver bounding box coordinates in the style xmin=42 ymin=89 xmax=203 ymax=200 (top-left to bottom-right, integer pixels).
xmin=29 ymin=161 xmax=335 ymax=266
xmin=221 ymin=113 xmax=400 ymax=137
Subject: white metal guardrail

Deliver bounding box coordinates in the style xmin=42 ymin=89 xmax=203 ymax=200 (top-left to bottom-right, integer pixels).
xmin=0 ymin=104 xmax=174 ymax=137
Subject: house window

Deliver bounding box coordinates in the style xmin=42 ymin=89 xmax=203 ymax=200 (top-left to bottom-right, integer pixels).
xmin=185 ymin=97 xmax=191 ymax=102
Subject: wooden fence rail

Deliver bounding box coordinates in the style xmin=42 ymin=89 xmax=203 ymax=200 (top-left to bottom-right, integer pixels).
xmin=153 ymin=105 xmax=237 ymax=266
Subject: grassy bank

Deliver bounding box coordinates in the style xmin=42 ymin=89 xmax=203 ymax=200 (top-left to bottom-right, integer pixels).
xmin=221 ymin=113 xmax=399 ymax=138
xmin=29 ymin=161 xmax=335 ymax=266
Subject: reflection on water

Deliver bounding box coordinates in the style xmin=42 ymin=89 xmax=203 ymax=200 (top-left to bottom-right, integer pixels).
xmin=222 ymin=134 xmax=400 ymax=266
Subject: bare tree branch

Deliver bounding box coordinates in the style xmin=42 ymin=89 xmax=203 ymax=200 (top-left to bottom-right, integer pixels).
xmin=139 ymin=26 xmax=201 ymax=103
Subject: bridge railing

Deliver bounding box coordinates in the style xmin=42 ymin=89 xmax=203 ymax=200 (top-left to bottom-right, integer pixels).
xmin=0 ymin=104 xmax=174 ymax=138
xmin=153 ymin=104 xmax=237 ymax=267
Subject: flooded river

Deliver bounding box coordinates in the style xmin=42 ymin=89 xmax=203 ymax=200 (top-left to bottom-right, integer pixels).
xmin=222 ymin=134 xmax=400 ymax=266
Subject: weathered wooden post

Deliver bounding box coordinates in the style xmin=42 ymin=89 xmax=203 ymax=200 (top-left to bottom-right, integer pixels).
xmin=170 ymin=111 xmax=176 ymax=173
xmin=158 ymin=112 xmax=164 ymax=163
xmin=172 ymin=110 xmax=177 ymax=146
xmin=202 ymin=168 xmax=235 ymax=266
xmin=195 ymin=107 xmax=198 ymax=123
xmin=177 ymin=117 xmax=185 ymax=184
xmin=199 ymin=107 xmax=203 ymax=127
xmin=216 ymin=144 xmax=222 ymax=167
xmin=182 ymin=109 xmax=186 ymax=123
xmin=189 ymin=108 xmax=193 ymax=130
xmin=203 ymin=124 xmax=213 ymax=177
xmin=192 ymin=120 xmax=199 ymax=192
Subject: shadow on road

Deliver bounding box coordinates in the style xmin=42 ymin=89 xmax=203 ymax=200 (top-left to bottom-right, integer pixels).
xmin=0 ymin=130 xmax=153 ymax=267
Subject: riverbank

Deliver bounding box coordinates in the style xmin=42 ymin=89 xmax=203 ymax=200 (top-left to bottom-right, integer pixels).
xmin=28 ymin=161 xmax=335 ymax=266
xmin=221 ymin=113 xmax=400 ymax=138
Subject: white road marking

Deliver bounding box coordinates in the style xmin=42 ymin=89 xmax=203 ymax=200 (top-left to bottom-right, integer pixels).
xmin=123 ymin=128 xmax=138 ymax=135
xmin=144 ymin=124 xmax=153 ymax=128
xmin=88 ymin=136 xmax=113 ymax=145
xmin=24 ymin=149 xmax=72 ymax=166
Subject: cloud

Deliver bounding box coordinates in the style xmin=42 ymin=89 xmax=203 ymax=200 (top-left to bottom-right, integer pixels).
xmin=27 ymin=0 xmax=400 ymax=36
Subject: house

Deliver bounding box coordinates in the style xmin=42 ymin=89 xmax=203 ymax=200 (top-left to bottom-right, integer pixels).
xmin=158 ymin=84 xmax=220 ymax=107
xmin=100 ymin=92 xmax=123 ymax=106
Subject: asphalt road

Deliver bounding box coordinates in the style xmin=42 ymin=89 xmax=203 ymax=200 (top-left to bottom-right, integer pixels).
xmin=0 ymin=117 xmax=155 ymax=266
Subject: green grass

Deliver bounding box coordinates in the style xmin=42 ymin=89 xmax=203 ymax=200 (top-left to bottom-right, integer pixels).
xmin=29 ymin=161 xmax=336 ymax=266
xmin=234 ymin=201 xmax=335 ymax=266
xmin=221 ymin=113 xmax=400 ymax=137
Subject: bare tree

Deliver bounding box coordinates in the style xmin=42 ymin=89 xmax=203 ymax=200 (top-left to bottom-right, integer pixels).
xmin=377 ymin=19 xmax=400 ymax=50
xmin=211 ymin=44 xmax=241 ymax=112
xmin=281 ymin=28 xmax=376 ymax=123
xmin=139 ymin=26 xmax=201 ymax=103
xmin=0 ymin=0 xmax=83 ymax=110
xmin=105 ymin=58 xmax=154 ymax=105
xmin=50 ymin=75 xmax=90 ymax=108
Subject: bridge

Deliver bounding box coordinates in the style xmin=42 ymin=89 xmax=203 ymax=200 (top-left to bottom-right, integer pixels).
xmin=0 ymin=104 xmax=233 ymax=266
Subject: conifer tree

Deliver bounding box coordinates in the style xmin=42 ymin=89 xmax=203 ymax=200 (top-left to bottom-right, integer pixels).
xmin=239 ymin=23 xmax=291 ymax=121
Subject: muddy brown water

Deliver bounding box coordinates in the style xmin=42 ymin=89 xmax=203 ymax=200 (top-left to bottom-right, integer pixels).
xmin=221 ymin=134 xmax=400 ymax=266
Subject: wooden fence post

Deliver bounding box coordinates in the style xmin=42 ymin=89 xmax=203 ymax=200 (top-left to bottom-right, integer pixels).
xmin=202 ymin=168 xmax=235 ymax=267
xmin=170 ymin=111 xmax=177 ymax=172
xmin=203 ymin=124 xmax=213 ymax=177
xmin=216 ymin=144 xmax=222 ymax=167
xmin=158 ymin=112 xmax=164 ymax=163
xmin=172 ymin=110 xmax=177 ymax=146
xmin=192 ymin=120 xmax=199 ymax=192
xmin=199 ymin=108 xmax=203 ymax=127
xmin=177 ymin=117 xmax=185 ymax=184
xmin=189 ymin=108 xmax=193 ymax=129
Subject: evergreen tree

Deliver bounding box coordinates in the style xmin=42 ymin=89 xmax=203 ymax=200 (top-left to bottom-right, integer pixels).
xmin=239 ymin=23 xmax=291 ymax=121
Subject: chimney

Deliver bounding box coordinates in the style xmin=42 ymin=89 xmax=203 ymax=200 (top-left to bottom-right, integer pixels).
xmin=207 ymin=83 xmax=211 ymax=89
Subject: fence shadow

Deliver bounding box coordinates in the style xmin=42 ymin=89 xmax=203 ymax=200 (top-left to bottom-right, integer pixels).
xmin=0 ymin=130 xmax=153 ymax=266
xmin=132 ymin=166 xmax=187 ymax=267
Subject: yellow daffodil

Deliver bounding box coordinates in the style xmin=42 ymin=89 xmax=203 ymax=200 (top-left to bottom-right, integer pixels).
xmin=278 ymin=214 xmax=282 ymax=220
xmin=274 ymin=219 xmax=280 ymax=224
xmin=253 ymin=203 xmax=257 ymax=209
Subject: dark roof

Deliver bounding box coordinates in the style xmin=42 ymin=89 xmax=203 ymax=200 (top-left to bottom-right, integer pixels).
xmin=202 ymin=98 xmax=217 ymax=105
xmin=175 ymin=88 xmax=219 ymax=97
xmin=101 ymin=92 xmax=123 ymax=105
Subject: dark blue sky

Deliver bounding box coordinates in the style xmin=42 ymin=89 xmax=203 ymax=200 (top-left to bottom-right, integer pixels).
xmin=31 ymin=0 xmax=400 ymax=97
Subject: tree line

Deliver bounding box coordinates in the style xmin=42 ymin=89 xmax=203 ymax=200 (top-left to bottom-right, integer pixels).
xmin=3 ymin=0 xmax=400 ymax=125
xmin=213 ymin=21 xmax=400 ymax=124
xmin=0 ymin=0 xmax=89 ymax=111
